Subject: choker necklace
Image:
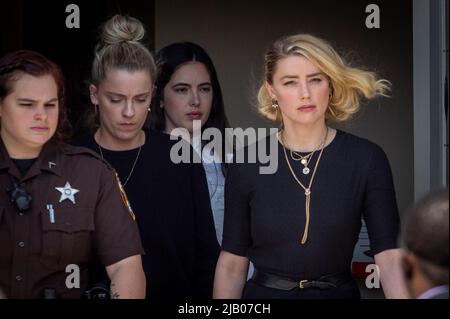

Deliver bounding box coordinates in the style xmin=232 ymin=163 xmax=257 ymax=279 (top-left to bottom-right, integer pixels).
xmin=288 ymin=129 xmax=327 ymax=175
xmin=97 ymin=136 xmax=143 ymax=187
xmin=278 ymin=126 xmax=329 ymax=244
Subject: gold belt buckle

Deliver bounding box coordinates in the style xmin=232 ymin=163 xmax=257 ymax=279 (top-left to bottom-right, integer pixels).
xmin=299 ymin=280 xmax=308 ymax=289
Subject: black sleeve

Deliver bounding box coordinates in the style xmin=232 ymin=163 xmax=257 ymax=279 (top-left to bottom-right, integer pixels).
xmin=363 ymin=144 xmax=400 ymax=255
xmin=221 ymin=160 xmax=252 ymax=257
xmin=190 ymin=161 xmax=220 ymax=298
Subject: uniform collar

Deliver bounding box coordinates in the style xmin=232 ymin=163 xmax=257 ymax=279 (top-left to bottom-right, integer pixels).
xmin=28 ymin=140 xmax=63 ymax=180
xmin=0 ymin=137 xmax=63 ymax=181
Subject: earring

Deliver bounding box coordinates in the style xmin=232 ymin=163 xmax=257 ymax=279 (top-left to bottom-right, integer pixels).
xmin=271 ymin=99 xmax=279 ymax=109
xmin=147 ymin=107 xmax=151 ymax=112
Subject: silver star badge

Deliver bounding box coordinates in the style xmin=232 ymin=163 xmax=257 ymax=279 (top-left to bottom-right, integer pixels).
xmin=55 ymin=182 xmax=79 ymax=204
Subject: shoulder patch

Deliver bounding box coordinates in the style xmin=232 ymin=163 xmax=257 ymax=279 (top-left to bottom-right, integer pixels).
xmin=115 ymin=172 xmax=136 ymax=221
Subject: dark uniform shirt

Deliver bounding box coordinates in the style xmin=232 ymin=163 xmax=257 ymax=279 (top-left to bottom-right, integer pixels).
xmin=0 ymin=138 xmax=144 ymax=299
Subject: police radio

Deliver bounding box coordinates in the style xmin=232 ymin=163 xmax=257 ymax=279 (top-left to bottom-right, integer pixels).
xmin=6 ymin=175 xmax=32 ymax=212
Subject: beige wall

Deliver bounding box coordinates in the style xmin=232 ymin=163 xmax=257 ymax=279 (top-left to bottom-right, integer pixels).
xmin=155 ymin=0 xmax=414 ymax=213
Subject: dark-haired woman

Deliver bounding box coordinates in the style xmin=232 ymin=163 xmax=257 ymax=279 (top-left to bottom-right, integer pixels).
xmin=150 ymin=42 xmax=231 ymax=246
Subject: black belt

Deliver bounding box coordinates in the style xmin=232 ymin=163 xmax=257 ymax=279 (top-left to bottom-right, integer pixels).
xmin=251 ymin=269 xmax=353 ymax=291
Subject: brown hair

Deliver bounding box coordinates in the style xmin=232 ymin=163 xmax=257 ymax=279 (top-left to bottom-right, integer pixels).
xmin=0 ymin=50 xmax=72 ymax=142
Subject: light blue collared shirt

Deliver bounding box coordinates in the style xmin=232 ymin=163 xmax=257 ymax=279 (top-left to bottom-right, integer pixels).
xmin=202 ymin=160 xmax=225 ymax=245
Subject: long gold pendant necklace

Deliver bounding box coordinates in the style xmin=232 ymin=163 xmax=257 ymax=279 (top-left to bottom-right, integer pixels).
xmin=278 ymin=126 xmax=328 ymax=244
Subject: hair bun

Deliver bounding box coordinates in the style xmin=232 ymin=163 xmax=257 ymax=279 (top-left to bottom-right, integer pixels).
xmin=101 ymin=14 xmax=145 ymax=45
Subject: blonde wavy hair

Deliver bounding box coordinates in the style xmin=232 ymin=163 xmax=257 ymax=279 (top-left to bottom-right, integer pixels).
xmin=257 ymin=34 xmax=391 ymax=123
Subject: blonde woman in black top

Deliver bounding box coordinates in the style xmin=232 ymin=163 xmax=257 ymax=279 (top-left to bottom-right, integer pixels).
xmin=214 ymin=34 xmax=408 ymax=299
xmin=74 ymin=15 xmax=219 ymax=299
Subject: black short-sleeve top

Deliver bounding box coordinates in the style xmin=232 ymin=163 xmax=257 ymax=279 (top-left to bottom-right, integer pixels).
xmin=222 ymin=129 xmax=400 ymax=279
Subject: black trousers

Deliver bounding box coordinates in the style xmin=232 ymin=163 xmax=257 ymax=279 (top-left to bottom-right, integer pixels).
xmin=242 ymin=278 xmax=361 ymax=299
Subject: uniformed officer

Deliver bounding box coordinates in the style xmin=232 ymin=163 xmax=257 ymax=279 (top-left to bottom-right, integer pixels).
xmin=0 ymin=50 xmax=146 ymax=299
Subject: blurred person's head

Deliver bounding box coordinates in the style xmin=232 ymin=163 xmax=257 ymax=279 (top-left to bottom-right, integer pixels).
xmin=402 ymin=190 xmax=449 ymax=298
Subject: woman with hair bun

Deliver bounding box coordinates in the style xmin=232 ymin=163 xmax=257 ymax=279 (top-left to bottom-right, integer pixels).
xmin=74 ymin=15 xmax=219 ymax=299
xmin=214 ymin=34 xmax=408 ymax=299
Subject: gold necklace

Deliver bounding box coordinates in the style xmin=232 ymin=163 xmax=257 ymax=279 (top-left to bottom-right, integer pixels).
xmin=290 ymin=151 xmax=312 ymax=163
xmin=290 ymin=140 xmax=322 ymax=175
xmin=97 ymin=136 xmax=143 ymax=187
xmin=279 ymin=126 xmax=328 ymax=244
xmin=287 ymin=128 xmax=327 ymax=175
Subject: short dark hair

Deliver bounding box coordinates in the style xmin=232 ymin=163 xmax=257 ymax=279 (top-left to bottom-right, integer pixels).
xmin=149 ymin=42 xmax=231 ymax=173
xmin=0 ymin=50 xmax=72 ymax=142
xmin=403 ymin=190 xmax=449 ymax=284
